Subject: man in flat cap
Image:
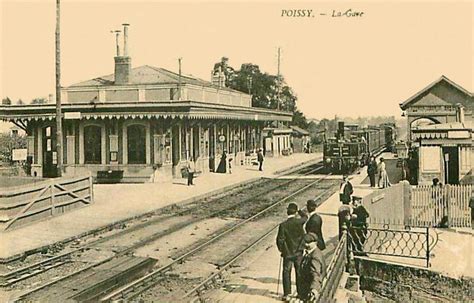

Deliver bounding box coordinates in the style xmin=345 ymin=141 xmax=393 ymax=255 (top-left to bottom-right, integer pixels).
xmin=305 ymin=199 xmax=326 ymax=250
xmin=276 ymin=202 xmax=308 ymax=301
xmin=299 ymin=233 xmax=327 ymax=302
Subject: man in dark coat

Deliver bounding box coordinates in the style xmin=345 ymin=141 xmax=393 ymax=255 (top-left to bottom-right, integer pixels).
xmin=276 ymin=203 xmax=308 ymax=300
xmin=350 ymin=197 xmax=370 ymax=254
xmin=337 ymin=203 xmax=353 ymax=240
xmin=339 ymin=175 xmax=353 ymax=204
xmin=367 ymin=156 xmax=377 ymax=187
xmin=304 ymin=199 xmax=326 ymax=250
xmin=298 ymin=233 xmax=327 ymax=302
xmin=257 ymin=149 xmax=264 ymax=171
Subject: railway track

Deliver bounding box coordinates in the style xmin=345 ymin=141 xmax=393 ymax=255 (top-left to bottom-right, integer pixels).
xmin=99 ymin=174 xmax=335 ymax=302
xmin=10 ymin=163 xmax=330 ymax=301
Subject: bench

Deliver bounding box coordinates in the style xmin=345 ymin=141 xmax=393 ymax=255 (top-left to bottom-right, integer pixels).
xmin=96 ymin=170 xmax=124 ymax=184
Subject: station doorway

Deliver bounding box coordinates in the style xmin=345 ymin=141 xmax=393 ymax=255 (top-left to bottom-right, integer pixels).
xmin=443 ymin=146 xmax=459 ymax=184
xmin=42 ymin=126 xmax=58 ymax=178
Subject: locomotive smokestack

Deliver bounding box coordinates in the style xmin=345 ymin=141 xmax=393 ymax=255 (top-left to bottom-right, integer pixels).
xmin=338 ymin=121 xmax=345 ymax=140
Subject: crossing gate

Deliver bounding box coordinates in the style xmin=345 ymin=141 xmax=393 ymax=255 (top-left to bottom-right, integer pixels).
xmin=410 ymin=184 xmax=472 ymax=228
xmin=0 ymin=174 xmax=93 ymax=230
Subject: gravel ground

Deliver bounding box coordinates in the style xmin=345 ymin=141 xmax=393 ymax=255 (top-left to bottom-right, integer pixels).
xmin=13 ymin=177 xmax=337 ymax=301
xmin=136 ymin=179 xmax=339 ymax=302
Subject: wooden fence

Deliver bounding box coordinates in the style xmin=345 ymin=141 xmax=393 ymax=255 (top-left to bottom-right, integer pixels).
xmin=0 ymin=174 xmax=93 ymax=231
xmin=410 ymin=184 xmax=472 ymax=228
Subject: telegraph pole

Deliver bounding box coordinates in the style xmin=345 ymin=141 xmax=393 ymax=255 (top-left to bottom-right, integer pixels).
xmin=277 ymin=47 xmax=281 ymax=111
xmin=178 ymin=57 xmax=182 ymax=100
xmin=55 ymin=0 xmax=63 ymax=177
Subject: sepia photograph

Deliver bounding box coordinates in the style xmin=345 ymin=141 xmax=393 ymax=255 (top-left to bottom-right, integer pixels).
xmin=0 ymin=0 xmax=472 ymax=302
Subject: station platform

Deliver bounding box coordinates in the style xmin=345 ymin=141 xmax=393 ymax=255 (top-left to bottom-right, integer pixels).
xmin=0 ymin=153 xmax=322 ymax=261
xmin=203 ymin=165 xmax=376 ymax=302
xmin=203 ymin=152 xmax=473 ymax=302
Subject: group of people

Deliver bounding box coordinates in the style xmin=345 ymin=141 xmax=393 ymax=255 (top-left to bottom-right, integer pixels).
xmin=366 ymin=156 xmax=391 ymax=188
xmin=215 ymin=149 xmax=265 ymax=174
xmin=337 ymin=175 xmax=370 ymax=254
xmin=276 ymin=199 xmax=326 ymax=302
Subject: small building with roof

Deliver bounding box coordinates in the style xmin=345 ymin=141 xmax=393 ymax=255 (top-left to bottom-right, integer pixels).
xmin=290 ymin=125 xmax=311 ymax=153
xmin=400 ymin=76 xmax=473 ymax=184
xmin=0 ymin=24 xmax=291 ymax=182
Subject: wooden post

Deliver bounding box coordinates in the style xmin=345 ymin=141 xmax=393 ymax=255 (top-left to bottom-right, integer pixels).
xmin=446 ymin=184 xmax=451 ymax=228
xmin=50 ymin=182 xmax=55 ymax=216
xmin=89 ymin=172 xmax=94 ymax=203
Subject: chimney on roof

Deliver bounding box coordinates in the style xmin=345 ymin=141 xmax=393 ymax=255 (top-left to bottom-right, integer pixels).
xmin=456 ymin=103 xmax=465 ymax=124
xmin=211 ymin=66 xmax=225 ymax=88
xmin=114 ymin=23 xmax=131 ymax=85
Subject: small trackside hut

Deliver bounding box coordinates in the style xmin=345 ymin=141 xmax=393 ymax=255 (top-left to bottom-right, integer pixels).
xmin=0 ymin=24 xmax=292 ymax=183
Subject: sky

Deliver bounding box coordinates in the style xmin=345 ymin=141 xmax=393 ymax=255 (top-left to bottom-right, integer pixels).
xmin=0 ymin=0 xmax=472 ymax=120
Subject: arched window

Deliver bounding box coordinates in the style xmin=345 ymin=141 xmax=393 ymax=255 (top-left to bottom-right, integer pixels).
xmin=128 ymin=124 xmax=146 ymax=164
xmin=84 ymin=125 xmax=102 ymax=164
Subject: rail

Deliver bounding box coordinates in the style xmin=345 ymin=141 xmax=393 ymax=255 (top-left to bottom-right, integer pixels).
xmin=100 ymin=173 xmax=333 ymax=302
xmin=13 ymin=164 xmax=328 ymax=301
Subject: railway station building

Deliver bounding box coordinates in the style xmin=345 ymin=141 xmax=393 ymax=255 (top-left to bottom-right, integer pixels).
xmin=0 ymin=26 xmax=291 ymax=182
xmin=400 ymin=76 xmax=473 ymax=184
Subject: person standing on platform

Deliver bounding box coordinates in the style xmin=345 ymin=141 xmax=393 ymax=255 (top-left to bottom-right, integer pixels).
xmin=305 ymin=199 xmax=326 ymax=250
xmin=378 ymin=157 xmax=391 ymax=188
xmin=367 ymin=156 xmax=377 ymax=187
xmin=350 ymin=197 xmax=370 ymax=254
xmin=339 ymin=175 xmax=353 ymax=205
xmin=257 ymin=149 xmax=264 ymax=171
xmin=298 ymin=233 xmax=327 ymax=302
xmin=186 ymin=157 xmax=195 ymax=186
xmin=216 ymin=151 xmax=227 ymax=173
xmin=337 ymin=202 xmax=353 ymax=240
xmin=276 ymin=203 xmax=308 ymax=301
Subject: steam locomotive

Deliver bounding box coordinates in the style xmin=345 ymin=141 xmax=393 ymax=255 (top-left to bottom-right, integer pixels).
xmin=323 ymin=122 xmax=396 ymax=173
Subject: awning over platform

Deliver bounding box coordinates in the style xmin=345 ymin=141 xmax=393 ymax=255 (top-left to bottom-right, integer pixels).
xmin=0 ymin=101 xmax=292 ymax=123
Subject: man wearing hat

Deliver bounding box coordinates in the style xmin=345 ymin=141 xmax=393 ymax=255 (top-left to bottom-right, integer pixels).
xmin=339 ymin=175 xmax=353 ymax=205
xmin=276 ymin=202 xmax=308 ymax=301
xmin=299 ymin=233 xmax=327 ymax=302
xmin=305 ymin=199 xmax=326 ymax=250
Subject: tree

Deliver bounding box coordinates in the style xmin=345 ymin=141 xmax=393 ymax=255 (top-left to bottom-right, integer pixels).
xmin=212 ymin=57 xmax=236 ymax=87
xmin=2 ymin=97 xmax=12 ymax=105
xmin=17 ymin=99 xmax=24 ymax=105
xmin=31 ymin=97 xmax=47 ymax=104
xmin=0 ymin=133 xmax=27 ymax=164
xmin=212 ymin=58 xmax=309 ymax=129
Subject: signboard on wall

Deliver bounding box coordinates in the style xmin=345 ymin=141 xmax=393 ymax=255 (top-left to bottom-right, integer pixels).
xmin=448 ymin=130 xmax=469 ymax=139
xmin=12 ymin=149 xmax=27 ymax=161
xmin=64 ymin=112 xmax=82 ymax=119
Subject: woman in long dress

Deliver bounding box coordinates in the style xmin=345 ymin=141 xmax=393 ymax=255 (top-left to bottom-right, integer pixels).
xmin=378 ymin=158 xmax=391 ymax=188
xmin=216 ymin=151 xmax=227 ymax=173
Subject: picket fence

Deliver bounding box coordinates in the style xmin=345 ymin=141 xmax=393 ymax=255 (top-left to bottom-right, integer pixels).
xmin=410 ymin=184 xmax=472 ymax=228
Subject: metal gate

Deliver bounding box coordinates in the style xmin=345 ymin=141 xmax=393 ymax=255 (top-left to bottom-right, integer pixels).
xmin=347 ymin=226 xmax=438 ymax=268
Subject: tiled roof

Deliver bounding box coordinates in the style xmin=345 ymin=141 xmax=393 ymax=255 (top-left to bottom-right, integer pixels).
xmin=290 ymin=125 xmax=310 ymax=135
xmin=68 ymin=65 xmax=239 ymax=93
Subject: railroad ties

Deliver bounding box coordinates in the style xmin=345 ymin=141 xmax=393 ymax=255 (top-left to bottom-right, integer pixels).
xmin=7 ymin=161 xmax=340 ymax=302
